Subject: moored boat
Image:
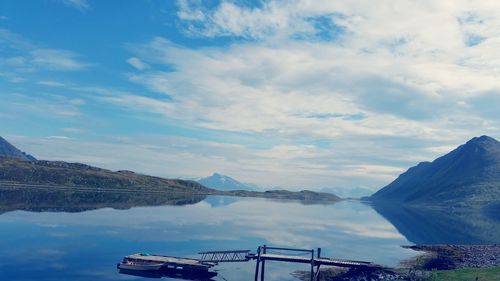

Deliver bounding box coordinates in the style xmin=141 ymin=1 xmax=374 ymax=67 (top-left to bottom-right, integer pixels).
xmin=117 ymin=253 xmax=218 ymax=279
xmin=117 ymin=260 xmax=164 ymax=271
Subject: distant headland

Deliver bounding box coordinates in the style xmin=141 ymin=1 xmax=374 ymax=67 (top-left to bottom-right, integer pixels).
xmin=0 ymin=136 xmax=340 ymax=203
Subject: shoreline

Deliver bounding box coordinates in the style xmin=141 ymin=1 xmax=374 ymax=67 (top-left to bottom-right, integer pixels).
xmin=293 ymin=244 xmax=500 ymax=281
xmin=402 ymin=244 xmax=500 ymax=270
xmin=0 ymin=182 xmax=342 ymax=203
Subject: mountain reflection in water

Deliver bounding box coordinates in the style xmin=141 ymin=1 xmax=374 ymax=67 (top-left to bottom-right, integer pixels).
xmin=0 ymin=186 xmax=206 ymax=213
xmin=1 ymin=187 xmax=498 ymax=246
xmin=371 ymin=202 xmax=500 ymax=244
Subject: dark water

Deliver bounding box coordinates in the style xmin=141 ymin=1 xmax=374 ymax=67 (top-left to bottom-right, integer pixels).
xmin=0 ymin=188 xmax=498 ymax=281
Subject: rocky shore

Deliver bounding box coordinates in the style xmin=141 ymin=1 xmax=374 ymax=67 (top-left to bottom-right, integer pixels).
xmin=293 ymin=244 xmax=500 ymax=281
xmin=403 ymin=244 xmax=500 ymax=270
xmin=292 ymin=267 xmax=405 ymax=281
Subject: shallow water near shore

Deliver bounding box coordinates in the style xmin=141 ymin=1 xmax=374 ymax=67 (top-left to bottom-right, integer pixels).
xmin=0 ymin=188 xmax=497 ymax=281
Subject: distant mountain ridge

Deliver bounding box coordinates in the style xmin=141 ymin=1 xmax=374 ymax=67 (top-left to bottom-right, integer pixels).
xmin=0 ymin=137 xmax=36 ymax=161
xmin=371 ymin=135 xmax=500 ymax=207
xmin=320 ymin=186 xmax=373 ymax=198
xmin=0 ymin=136 xmax=209 ymax=193
xmin=197 ymin=173 xmax=259 ymax=191
xmin=0 ymin=137 xmax=341 ymax=203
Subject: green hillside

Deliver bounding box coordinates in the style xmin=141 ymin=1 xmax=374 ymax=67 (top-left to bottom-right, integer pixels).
xmin=371 ymin=136 xmax=500 ymax=208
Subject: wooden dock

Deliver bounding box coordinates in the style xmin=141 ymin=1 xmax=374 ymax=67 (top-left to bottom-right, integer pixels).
xmin=119 ymin=245 xmax=381 ymax=281
xmin=200 ymin=245 xmax=380 ymax=281
xmin=252 ymin=253 xmax=377 ymax=267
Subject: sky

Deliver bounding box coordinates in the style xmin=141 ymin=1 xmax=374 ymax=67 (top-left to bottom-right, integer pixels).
xmin=1 ymin=0 xmax=500 ymax=192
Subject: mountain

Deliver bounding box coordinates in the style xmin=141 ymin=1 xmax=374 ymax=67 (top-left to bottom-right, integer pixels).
xmin=371 ymin=135 xmax=500 ymax=207
xmin=0 ymin=136 xmax=209 ymax=193
xmin=0 ymin=157 xmax=211 ymax=193
xmin=320 ymin=187 xmax=373 ymax=198
xmin=0 ymin=137 xmax=36 ymax=161
xmin=0 ymin=137 xmax=341 ymax=203
xmin=197 ymin=173 xmax=259 ymax=191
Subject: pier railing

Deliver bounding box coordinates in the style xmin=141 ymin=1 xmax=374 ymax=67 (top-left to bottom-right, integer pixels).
xmin=201 ymin=245 xmax=379 ymax=281
xmin=198 ymin=250 xmax=251 ymax=263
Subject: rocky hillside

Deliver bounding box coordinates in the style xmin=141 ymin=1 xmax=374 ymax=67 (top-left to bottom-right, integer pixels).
xmin=0 ymin=157 xmax=210 ymax=193
xmin=0 ymin=137 xmax=36 ymax=161
xmin=371 ymin=135 xmax=500 ymax=207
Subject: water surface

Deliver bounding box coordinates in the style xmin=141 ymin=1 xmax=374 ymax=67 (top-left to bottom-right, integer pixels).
xmin=0 ymin=188 xmax=497 ymax=281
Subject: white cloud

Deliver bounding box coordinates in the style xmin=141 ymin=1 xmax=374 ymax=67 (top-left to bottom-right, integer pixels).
xmin=0 ymin=29 xmax=91 ymax=74
xmin=176 ymin=0 xmax=500 ymax=62
xmin=0 ymin=28 xmax=34 ymax=50
xmin=62 ymin=127 xmax=84 ymax=133
xmin=30 ymin=49 xmax=90 ymax=71
xmin=126 ymin=36 xmax=498 ymax=142
xmin=0 ymin=73 xmax=27 ymax=83
xmin=176 ymin=0 xmax=339 ymax=39
xmin=2 ymin=92 xmax=84 ymax=118
xmin=5 ymin=1 xmax=500 ymax=190
xmin=37 ymin=80 xmax=66 ymax=87
xmin=126 ymin=57 xmax=149 ymax=71
xmin=192 ymin=2 xmax=291 ymax=38
xmin=93 ymin=0 xmax=500 ymax=188
xmin=47 ymin=135 xmax=71 ymax=140
xmin=62 ymin=0 xmax=89 ymax=11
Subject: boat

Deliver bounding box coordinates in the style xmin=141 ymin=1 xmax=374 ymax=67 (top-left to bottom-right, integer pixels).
xmin=117 ymin=253 xmax=217 ymax=279
xmin=117 ymin=259 xmax=164 ymax=271
xmin=118 ymin=268 xmax=163 ymax=278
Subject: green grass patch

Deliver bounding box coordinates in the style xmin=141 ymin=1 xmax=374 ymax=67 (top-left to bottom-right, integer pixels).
xmin=427 ymin=266 xmax=500 ymax=281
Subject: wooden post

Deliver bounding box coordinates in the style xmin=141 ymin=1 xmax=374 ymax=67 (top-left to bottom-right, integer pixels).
xmin=260 ymin=245 xmax=266 ymax=281
xmin=254 ymin=246 xmax=261 ymax=281
xmin=310 ymin=249 xmax=314 ymax=281
xmin=315 ymin=248 xmax=321 ymax=281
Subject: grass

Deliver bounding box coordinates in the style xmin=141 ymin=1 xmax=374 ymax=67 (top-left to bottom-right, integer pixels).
xmin=426 ymin=266 xmax=500 ymax=281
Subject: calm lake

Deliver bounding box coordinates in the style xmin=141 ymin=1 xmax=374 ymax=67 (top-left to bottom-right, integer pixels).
xmin=0 ymin=188 xmax=498 ymax=281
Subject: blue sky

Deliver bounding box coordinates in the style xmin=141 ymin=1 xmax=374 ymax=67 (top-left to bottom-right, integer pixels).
xmin=1 ymin=0 xmax=500 ymax=192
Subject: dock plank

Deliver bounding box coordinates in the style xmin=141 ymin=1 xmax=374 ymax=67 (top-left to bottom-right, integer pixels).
xmin=258 ymin=253 xmax=378 ymax=268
